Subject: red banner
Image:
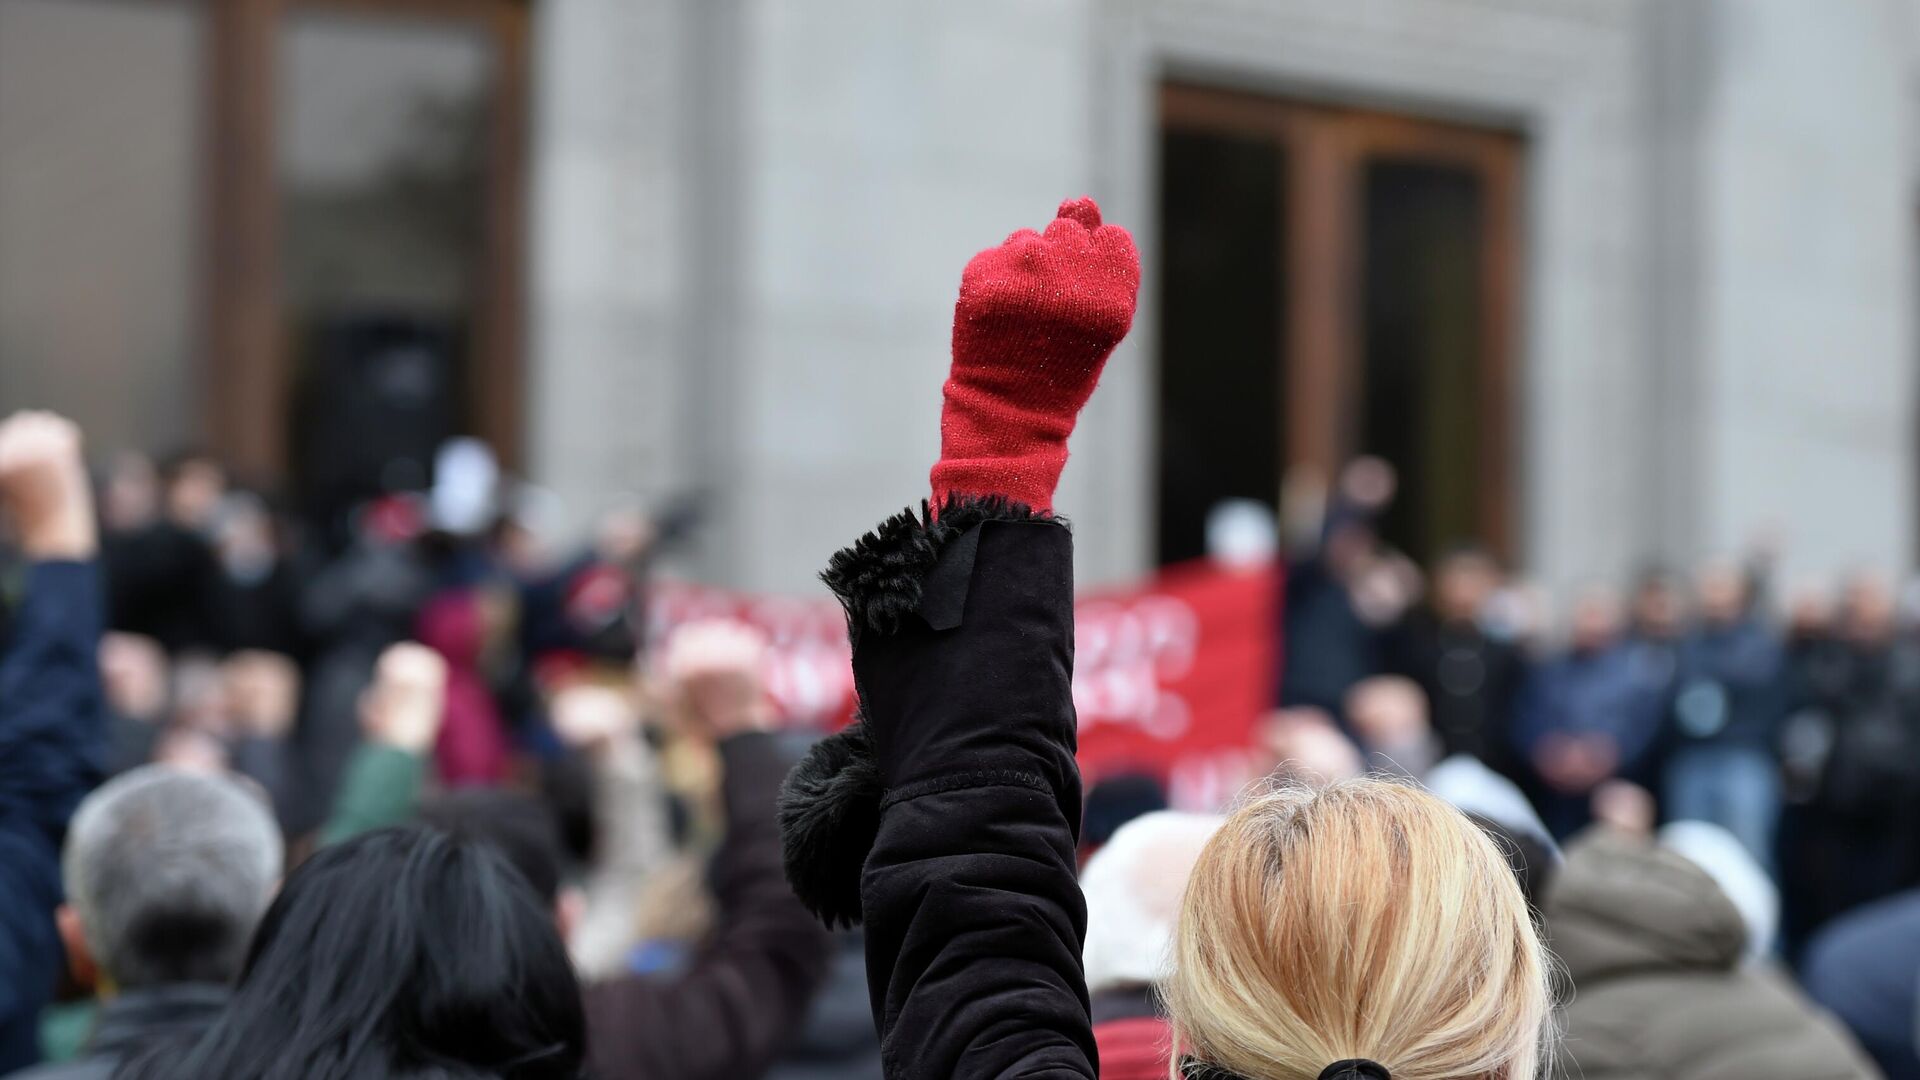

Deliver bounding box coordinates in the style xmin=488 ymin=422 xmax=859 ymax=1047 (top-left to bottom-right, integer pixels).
xmin=647 ymin=560 xmax=1279 ymax=812
xmin=1073 ymin=562 xmax=1278 ymax=810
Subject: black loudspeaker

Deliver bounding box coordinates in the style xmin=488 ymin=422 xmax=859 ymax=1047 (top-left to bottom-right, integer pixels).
xmin=291 ymin=313 xmax=462 ymax=540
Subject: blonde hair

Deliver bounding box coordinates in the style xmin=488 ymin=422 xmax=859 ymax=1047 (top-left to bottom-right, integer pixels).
xmin=1165 ymin=778 xmax=1553 ymax=1079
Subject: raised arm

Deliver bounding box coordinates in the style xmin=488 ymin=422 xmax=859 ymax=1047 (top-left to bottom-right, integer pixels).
xmin=546 ymin=682 xmax=676 ymax=981
xmin=780 ymin=198 xmax=1139 ymax=1080
xmin=320 ymin=642 xmax=448 ymax=846
xmin=583 ymin=624 xmax=833 ymax=1080
xmin=0 ymin=412 xmax=106 ymax=1074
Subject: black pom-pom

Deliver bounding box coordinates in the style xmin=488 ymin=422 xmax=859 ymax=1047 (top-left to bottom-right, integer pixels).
xmin=778 ymin=720 xmax=883 ymax=928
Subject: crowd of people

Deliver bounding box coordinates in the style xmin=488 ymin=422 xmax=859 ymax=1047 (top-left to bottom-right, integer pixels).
xmin=0 ymin=416 xmax=844 ymax=1079
xmin=0 ymin=194 xmax=1914 ymax=1080
xmin=1277 ymin=458 xmax=1920 ymax=958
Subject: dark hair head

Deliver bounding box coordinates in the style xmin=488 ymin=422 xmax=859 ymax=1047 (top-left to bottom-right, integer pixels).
xmin=158 ymin=446 xmax=222 ymax=484
xmin=1081 ymin=772 xmax=1170 ymax=851
xmin=124 ymin=825 xmax=585 ymax=1080
xmin=417 ymin=790 xmax=567 ymax=905
xmin=538 ymin=752 xmax=599 ymax=865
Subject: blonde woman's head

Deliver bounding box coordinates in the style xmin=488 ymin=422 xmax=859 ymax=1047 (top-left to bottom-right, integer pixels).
xmin=1166 ymin=778 xmax=1552 ymax=1080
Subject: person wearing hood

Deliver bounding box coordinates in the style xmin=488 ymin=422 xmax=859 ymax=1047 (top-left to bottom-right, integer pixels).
xmin=1547 ymin=826 xmax=1877 ymax=1080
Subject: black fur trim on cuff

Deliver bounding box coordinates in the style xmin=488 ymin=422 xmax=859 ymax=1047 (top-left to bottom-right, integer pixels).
xmin=819 ymin=494 xmax=1064 ymax=638
xmin=778 ymin=719 xmax=883 ymax=928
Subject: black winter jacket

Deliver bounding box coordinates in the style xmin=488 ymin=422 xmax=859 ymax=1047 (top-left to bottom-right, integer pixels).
xmin=780 ymin=501 xmax=1098 ymax=1079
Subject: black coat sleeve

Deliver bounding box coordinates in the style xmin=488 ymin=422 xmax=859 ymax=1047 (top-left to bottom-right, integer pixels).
xmin=584 ymin=732 xmax=833 ymax=1080
xmin=787 ymin=504 xmax=1096 ymax=1080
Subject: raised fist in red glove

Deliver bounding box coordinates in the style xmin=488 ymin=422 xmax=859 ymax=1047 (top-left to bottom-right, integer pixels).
xmin=930 ymin=197 xmax=1140 ymax=514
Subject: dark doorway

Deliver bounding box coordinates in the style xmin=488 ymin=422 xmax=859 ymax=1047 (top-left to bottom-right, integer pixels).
xmin=1155 ymin=129 xmax=1285 ymax=566
xmin=1155 ymin=85 xmax=1522 ymax=568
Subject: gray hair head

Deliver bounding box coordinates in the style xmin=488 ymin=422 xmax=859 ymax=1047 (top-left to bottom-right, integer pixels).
xmin=63 ymin=765 xmax=282 ymax=988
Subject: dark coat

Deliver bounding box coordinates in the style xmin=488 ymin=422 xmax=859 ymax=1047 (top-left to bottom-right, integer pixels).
xmin=766 ymin=931 xmax=885 ymax=1080
xmin=1388 ymin=610 xmax=1523 ymax=775
xmin=1669 ymin=618 xmax=1787 ymax=750
xmin=1513 ymin=644 xmax=1668 ymax=774
xmin=582 ymin=732 xmax=833 ymax=1080
xmin=101 ymin=525 xmax=223 ymax=654
xmin=1278 ymin=557 xmax=1379 ymax=715
xmin=1802 ymin=889 xmax=1920 ymax=1080
xmin=7 ymin=984 xmax=228 ymax=1080
xmin=0 ymin=562 xmax=106 ymax=1074
xmin=1548 ymin=829 xmax=1877 ymax=1080
xmin=780 ymin=502 xmax=1097 ymax=1079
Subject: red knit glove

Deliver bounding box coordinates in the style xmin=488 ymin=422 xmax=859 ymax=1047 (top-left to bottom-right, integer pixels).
xmin=930 ymin=197 xmax=1140 ymax=514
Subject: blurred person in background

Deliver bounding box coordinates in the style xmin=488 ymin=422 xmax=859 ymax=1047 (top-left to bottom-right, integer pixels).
xmin=519 ymin=507 xmax=655 ymax=668
xmin=157 ymin=451 xmax=226 ymax=539
xmin=1077 ymin=811 xmax=1222 ymax=1080
xmin=289 ymin=495 xmax=435 ymax=834
xmin=414 ymin=590 xmax=515 ymax=787
xmin=1343 ymin=674 xmax=1443 ymax=778
xmin=1779 ymin=580 xmax=1850 ymax=805
xmin=1513 ymin=586 xmax=1666 ymax=837
xmin=1387 ymin=546 xmax=1524 ymax=776
xmin=1802 ymin=887 xmax=1920 ymax=1080
xmin=1630 ymin=566 xmax=1690 ymax=659
xmin=7 ymin=767 xmax=281 ymax=1080
xmin=218 ymin=649 xmax=304 ymax=831
xmin=1777 ymin=580 xmax=1850 ymax=952
xmin=315 ymin=616 xmax=829 ymax=1080
xmin=1784 ymin=572 xmax=1920 ymax=949
xmin=1259 ymin=706 xmax=1364 ymax=784
xmin=94 ymin=634 xmax=168 ymax=778
xmin=543 ymin=682 xmax=679 ymax=981
xmin=314 ymin=641 xmax=449 ymax=847
xmin=1426 ymin=754 xmax=1563 ymax=910
xmin=763 ymin=923 xmax=884 ymax=1080
xmin=0 ymin=412 xmax=107 ymax=1074
xmin=94 ymin=455 xmax=157 ymax=540
xmin=1077 ymin=772 xmax=1169 ymax=859
xmin=1547 ymin=822 xmax=1877 ymax=1080
xmin=1625 ymin=564 xmax=1687 ymax=735
xmin=1278 ymin=458 xmax=1418 ymax=719
xmin=440 ymin=618 xmax=832 ymax=1080
xmin=1663 ymin=558 xmax=1788 ymax=871
xmin=98 ymin=452 xmax=224 ymax=656
xmin=208 ymin=492 xmax=305 ymax=660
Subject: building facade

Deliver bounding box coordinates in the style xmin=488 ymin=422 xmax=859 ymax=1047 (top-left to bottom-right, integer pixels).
xmin=3 ymin=0 xmax=1916 ymax=596
xmin=527 ymin=0 xmax=1920 ymax=595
